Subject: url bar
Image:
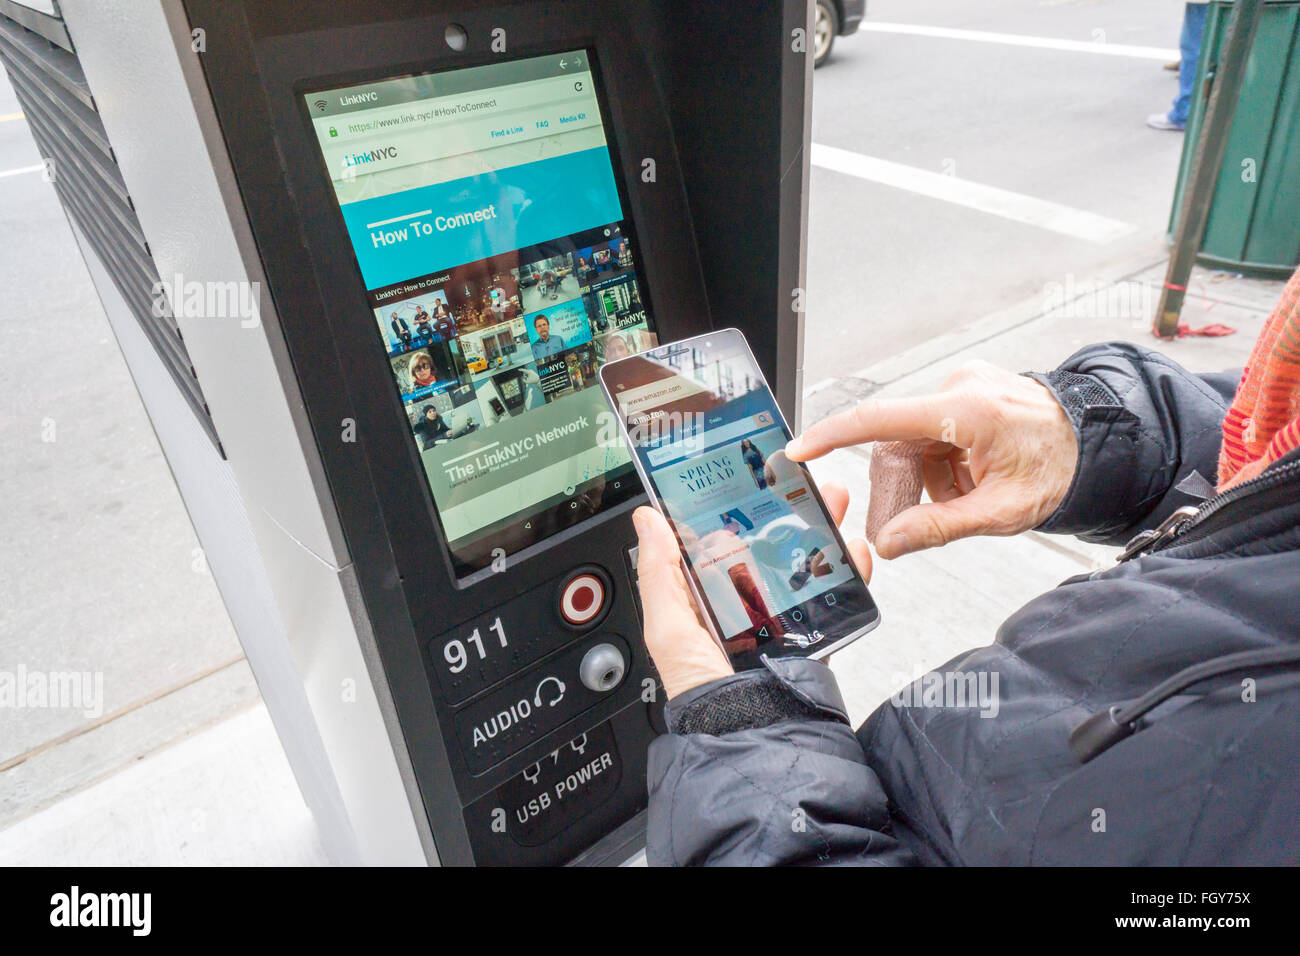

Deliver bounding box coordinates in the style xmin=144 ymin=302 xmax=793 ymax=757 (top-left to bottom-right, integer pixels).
xmin=334 ymin=96 xmax=593 ymax=144
xmin=317 ymin=74 xmax=594 ymax=141
xmin=646 ymin=412 xmax=776 ymax=467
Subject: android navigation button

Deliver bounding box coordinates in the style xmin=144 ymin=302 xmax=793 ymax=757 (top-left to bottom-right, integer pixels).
xmin=558 ymin=568 xmax=609 ymax=628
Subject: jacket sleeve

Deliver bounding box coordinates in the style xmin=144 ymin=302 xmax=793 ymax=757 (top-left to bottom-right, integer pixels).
xmin=1027 ymin=342 xmax=1238 ymax=546
xmin=645 ymin=657 xmax=918 ymax=866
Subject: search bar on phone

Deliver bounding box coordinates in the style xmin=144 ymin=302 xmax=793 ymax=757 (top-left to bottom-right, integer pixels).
xmin=645 ymin=411 xmax=776 ymax=467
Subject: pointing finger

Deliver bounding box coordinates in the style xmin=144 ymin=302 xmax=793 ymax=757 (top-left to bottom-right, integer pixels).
xmin=787 ymin=394 xmax=963 ymax=462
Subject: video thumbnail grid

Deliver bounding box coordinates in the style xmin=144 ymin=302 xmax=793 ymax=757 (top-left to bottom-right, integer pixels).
xmin=369 ymin=226 xmax=654 ymax=452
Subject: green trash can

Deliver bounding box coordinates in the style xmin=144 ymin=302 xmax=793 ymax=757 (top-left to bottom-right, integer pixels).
xmin=1168 ymin=0 xmax=1300 ymax=278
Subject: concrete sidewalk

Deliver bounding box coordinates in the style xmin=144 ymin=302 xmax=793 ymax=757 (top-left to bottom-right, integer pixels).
xmin=0 ymin=249 xmax=1285 ymax=865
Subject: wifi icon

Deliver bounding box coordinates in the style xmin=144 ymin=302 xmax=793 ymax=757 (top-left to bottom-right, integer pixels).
xmin=313 ymin=99 xmax=328 ymax=111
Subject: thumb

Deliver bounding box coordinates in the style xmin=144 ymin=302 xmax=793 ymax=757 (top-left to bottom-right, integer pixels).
xmin=875 ymin=486 xmax=1007 ymax=558
xmin=632 ymin=506 xmax=733 ymax=698
xmin=632 ymin=507 xmax=700 ymax=631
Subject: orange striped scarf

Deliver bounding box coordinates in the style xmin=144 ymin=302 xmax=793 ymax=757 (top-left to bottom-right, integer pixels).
xmin=1218 ymin=266 xmax=1300 ymax=490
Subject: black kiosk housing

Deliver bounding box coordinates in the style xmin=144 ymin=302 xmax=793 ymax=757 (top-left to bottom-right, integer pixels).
xmin=1 ymin=0 xmax=812 ymax=865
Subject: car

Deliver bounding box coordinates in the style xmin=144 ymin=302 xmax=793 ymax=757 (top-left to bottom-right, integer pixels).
xmin=814 ymin=0 xmax=865 ymax=68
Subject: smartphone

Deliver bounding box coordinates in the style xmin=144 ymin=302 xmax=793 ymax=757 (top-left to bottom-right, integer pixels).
xmin=599 ymin=328 xmax=880 ymax=669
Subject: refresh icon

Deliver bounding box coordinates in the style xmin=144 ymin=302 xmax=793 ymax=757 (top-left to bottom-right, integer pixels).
xmin=534 ymin=676 xmax=566 ymax=708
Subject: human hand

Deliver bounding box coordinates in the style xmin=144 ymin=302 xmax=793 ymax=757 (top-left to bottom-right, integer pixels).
xmin=786 ymin=361 xmax=1077 ymax=559
xmin=632 ymin=482 xmax=871 ymax=700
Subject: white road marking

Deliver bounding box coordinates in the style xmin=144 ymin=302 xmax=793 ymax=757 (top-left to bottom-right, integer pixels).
xmin=0 ymin=163 xmax=44 ymax=179
xmin=810 ymin=143 xmax=1137 ymax=244
xmin=859 ymin=22 xmax=1178 ymax=61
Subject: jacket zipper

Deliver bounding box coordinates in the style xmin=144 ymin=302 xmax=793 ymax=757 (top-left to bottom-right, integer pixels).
xmin=1117 ymin=458 xmax=1300 ymax=562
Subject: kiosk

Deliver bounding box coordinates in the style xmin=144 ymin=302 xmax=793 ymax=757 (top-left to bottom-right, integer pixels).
xmin=0 ymin=0 xmax=813 ymax=865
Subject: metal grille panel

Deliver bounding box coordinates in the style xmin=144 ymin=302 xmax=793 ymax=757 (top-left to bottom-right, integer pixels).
xmin=0 ymin=1 xmax=223 ymax=454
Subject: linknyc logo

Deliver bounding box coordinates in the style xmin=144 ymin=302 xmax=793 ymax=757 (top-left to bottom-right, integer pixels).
xmin=49 ymin=886 xmax=151 ymax=936
xmin=344 ymin=145 xmax=397 ymax=167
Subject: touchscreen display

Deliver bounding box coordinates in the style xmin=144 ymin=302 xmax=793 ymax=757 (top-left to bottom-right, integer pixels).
xmin=604 ymin=332 xmax=877 ymax=666
xmin=304 ymin=50 xmax=656 ymax=579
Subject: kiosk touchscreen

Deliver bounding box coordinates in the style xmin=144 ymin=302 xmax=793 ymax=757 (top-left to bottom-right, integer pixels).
xmin=302 ymin=51 xmax=657 ymax=582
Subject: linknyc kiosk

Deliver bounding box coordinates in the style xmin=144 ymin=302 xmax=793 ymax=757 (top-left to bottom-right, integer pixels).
xmin=0 ymin=0 xmax=812 ymax=865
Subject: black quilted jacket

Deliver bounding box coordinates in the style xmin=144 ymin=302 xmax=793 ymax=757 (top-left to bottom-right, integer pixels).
xmin=645 ymin=343 xmax=1300 ymax=866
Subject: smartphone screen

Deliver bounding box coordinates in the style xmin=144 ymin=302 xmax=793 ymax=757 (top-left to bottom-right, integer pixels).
xmin=601 ymin=329 xmax=879 ymax=668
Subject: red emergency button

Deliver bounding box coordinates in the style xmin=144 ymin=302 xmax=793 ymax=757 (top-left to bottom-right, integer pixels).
xmin=558 ymin=570 xmax=608 ymax=628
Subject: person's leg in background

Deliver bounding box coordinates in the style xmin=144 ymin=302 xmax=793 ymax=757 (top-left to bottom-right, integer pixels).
xmin=1149 ymin=2 xmax=1210 ymax=130
xmin=1173 ymin=2 xmax=1211 ymax=125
